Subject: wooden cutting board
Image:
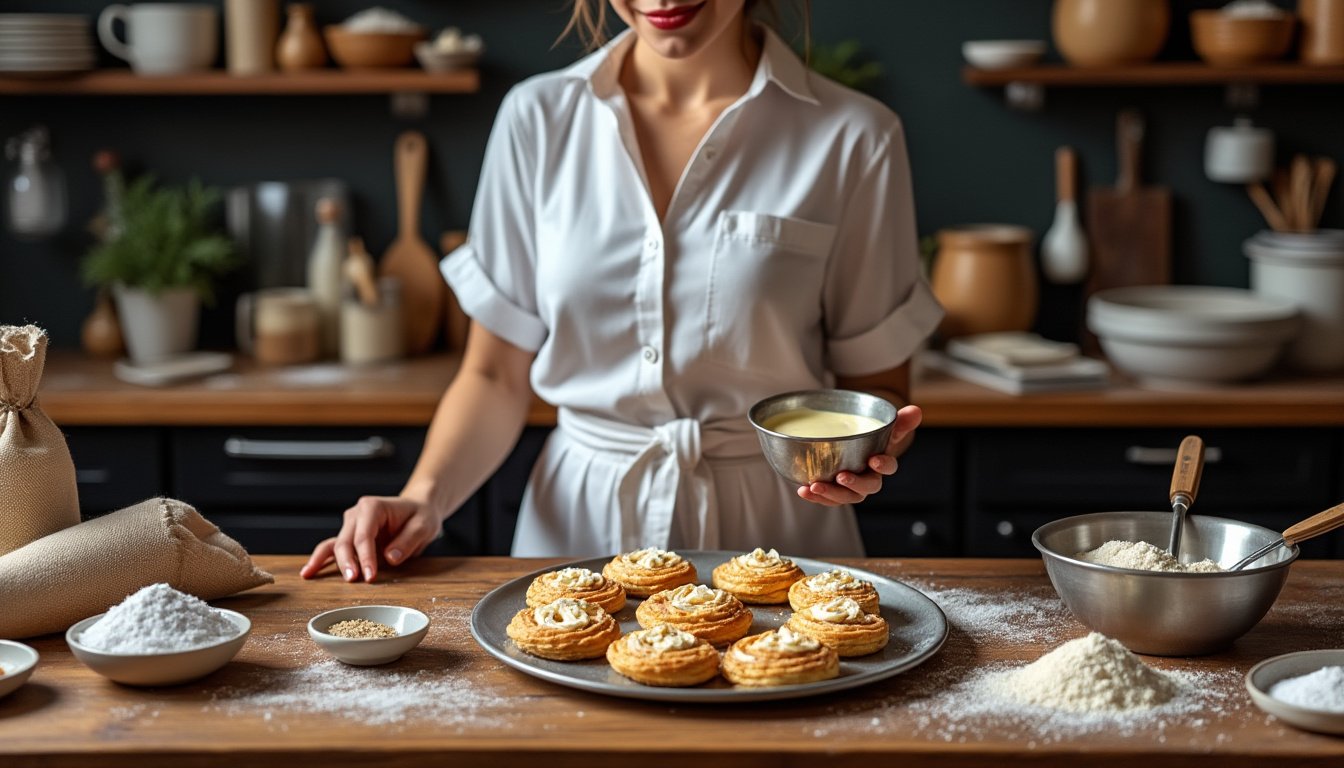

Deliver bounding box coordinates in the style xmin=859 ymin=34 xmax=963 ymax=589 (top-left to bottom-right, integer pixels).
xmin=1084 ymin=110 xmax=1172 ymax=349
xmin=380 ymin=130 xmax=444 ymax=356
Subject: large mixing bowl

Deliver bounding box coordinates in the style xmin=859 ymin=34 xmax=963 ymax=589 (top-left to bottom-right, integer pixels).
xmin=1033 ymin=511 xmax=1297 ymax=656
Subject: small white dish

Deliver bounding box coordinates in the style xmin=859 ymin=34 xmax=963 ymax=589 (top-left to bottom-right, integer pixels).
xmin=414 ymin=41 xmax=481 ymax=72
xmin=962 ymin=39 xmax=1046 ymax=69
xmin=1246 ymin=649 xmax=1344 ymax=735
xmin=66 ymin=609 xmax=250 ymax=686
xmin=113 ymin=351 xmax=233 ymax=387
xmin=0 ymin=640 xmax=40 ymax=699
xmin=308 ymin=605 xmax=430 ymax=666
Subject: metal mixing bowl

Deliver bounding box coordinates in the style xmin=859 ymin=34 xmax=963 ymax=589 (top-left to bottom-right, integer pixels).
xmin=1032 ymin=511 xmax=1298 ymax=656
xmin=748 ymin=389 xmax=896 ymax=486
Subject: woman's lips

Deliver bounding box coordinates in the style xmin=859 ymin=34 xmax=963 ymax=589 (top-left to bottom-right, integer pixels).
xmin=642 ymin=3 xmax=704 ymax=31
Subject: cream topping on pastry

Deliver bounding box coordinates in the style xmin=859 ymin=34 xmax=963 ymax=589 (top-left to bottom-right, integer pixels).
xmin=736 ymin=547 xmax=787 ymax=569
xmin=630 ymin=624 xmax=700 ymax=654
xmin=806 ymin=569 xmax=870 ymax=593
xmin=622 ymin=547 xmax=683 ymax=569
xmin=550 ymin=567 xmax=604 ymax=589
xmin=808 ymin=597 xmax=870 ymax=623
xmin=668 ymin=584 xmax=733 ymax=612
xmin=533 ymin=598 xmax=602 ymax=630
xmin=754 ymin=626 xmax=821 ymax=654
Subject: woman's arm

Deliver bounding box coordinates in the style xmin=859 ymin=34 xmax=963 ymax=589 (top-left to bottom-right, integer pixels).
xmin=301 ymin=322 xmax=535 ymax=582
xmin=798 ymin=361 xmax=924 ymax=507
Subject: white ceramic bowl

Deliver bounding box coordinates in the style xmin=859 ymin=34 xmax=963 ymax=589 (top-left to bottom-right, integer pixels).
xmin=1087 ymin=285 xmax=1299 ymax=387
xmin=66 ymin=609 xmax=250 ymax=686
xmin=0 ymin=640 xmax=39 ymax=699
xmin=414 ymin=41 xmax=481 ymax=72
xmin=1246 ymin=649 xmax=1344 ymax=735
xmin=962 ymin=40 xmax=1046 ymax=69
xmin=308 ymin=605 xmax=430 ymax=666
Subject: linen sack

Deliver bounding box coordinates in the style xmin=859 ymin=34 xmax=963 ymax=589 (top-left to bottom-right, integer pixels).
xmin=0 ymin=497 xmax=274 ymax=639
xmin=0 ymin=325 xmax=80 ymax=556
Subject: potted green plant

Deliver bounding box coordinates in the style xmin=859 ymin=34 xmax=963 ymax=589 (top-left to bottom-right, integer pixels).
xmin=81 ymin=176 xmax=238 ymax=364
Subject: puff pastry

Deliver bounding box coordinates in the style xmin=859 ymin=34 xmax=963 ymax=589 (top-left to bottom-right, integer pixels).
xmin=506 ymin=597 xmax=621 ymax=661
xmin=787 ymin=568 xmax=881 ymax=615
xmin=635 ymin=583 xmax=754 ymax=646
xmin=526 ymin=567 xmax=626 ymax=614
xmin=711 ymin=548 xmax=805 ymax=604
xmin=785 ymin=596 xmax=889 ymax=657
xmin=602 ymin=548 xmax=698 ymax=598
xmin=720 ymin=626 xmax=840 ymax=687
xmin=605 ymin=624 xmax=721 ymax=687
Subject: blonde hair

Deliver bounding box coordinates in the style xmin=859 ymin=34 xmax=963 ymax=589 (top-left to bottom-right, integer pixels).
xmin=560 ymin=1 xmax=811 ymax=55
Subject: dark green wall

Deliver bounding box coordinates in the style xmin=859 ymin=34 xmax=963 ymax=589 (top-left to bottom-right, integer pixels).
xmin=3 ymin=0 xmax=1341 ymax=347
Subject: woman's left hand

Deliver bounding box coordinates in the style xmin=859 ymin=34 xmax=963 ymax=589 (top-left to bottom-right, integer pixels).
xmin=797 ymin=404 xmax=923 ymax=507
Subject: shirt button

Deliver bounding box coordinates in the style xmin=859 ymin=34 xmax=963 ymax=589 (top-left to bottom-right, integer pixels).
xmin=646 ymin=238 xmax=660 ymax=251
xmin=704 ymin=147 xmax=717 ymax=161
xmin=641 ymin=346 xmax=660 ymax=364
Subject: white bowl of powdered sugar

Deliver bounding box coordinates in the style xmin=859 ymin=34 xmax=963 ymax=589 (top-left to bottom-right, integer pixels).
xmin=66 ymin=583 xmax=250 ymax=686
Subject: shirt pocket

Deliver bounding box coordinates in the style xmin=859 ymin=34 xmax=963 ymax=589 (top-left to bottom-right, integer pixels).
xmin=704 ymin=211 xmax=836 ymax=374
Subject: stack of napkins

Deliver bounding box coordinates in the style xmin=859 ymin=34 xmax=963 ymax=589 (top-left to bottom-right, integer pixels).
xmin=926 ymin=332 xmax=1110 ymax=394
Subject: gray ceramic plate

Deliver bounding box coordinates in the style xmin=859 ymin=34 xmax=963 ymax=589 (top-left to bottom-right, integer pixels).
xmin=1246 ymin=649 xmax=1344 ymax=735
xmin=470 ymin=551 xmax=948 ymax=703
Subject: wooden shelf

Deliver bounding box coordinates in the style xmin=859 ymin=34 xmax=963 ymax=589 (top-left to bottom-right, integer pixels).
xmin=963 ymin=62 xmax=1344 ymax=87
xmin=0 ymin=68 xmax=479 ymax=95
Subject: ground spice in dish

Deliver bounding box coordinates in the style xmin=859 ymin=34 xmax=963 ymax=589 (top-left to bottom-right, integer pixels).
xmin=326 ymin=619 xmax=398 ymax=639
xmin=1076 ymin=540 xmax=1223 ymax=573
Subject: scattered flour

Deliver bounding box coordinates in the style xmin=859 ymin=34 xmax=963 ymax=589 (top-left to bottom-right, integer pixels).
xmin=995 ymin=632 xmax=1179 ymax=712
xmin=1076 ymin=540 xmax=1223 ymax=573
xmin=1269 ymin=666 xmax=1344 ymax=712
xmin=78 ymin=583 xmax=238 ymax=653
xmin=911 ymin=581 xmax=1078 ymax=645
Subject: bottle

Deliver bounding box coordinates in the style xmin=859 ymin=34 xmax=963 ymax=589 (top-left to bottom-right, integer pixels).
xmin=4 ymin=126 xmax=67 ymax=239
xmin=276 ymin=3 xmax=327 ymax=71
xmin=307 ymin=197 xmax=344 ymax=357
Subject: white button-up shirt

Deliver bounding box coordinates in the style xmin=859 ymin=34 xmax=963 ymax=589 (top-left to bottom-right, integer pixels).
xmin=443 ymin=28 xmax=944 ymax=557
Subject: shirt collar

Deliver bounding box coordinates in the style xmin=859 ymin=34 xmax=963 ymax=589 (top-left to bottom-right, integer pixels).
xmin=560 ymin=25 xmax=819 ymax=106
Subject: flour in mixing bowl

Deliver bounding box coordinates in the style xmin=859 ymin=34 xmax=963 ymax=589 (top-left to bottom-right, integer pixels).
xmin=1076 ymin=540 xmax=1223 ymax=572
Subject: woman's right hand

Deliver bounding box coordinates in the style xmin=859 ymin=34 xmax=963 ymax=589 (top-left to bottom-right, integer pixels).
xmin=299 ymin=496 xmax=443 ymax=583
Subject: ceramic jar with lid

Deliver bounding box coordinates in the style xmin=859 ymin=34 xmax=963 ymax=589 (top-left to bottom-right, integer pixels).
xmin=1053 ymin=0 xmax=1171 ymax=66
xmin=1245 ymin=230 xmax=1344 ymax=372
xmin=1205 ymin=117 xmax=1275 ymax=183
xmin=931 ymin=225 xmax=1038 ymax=339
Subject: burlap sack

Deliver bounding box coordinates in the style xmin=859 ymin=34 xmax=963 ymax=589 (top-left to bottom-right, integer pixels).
xmin=0 ymin=325 xmax=80 ymax=556
xmin=0 ymin=497 xmax=274 ymax=639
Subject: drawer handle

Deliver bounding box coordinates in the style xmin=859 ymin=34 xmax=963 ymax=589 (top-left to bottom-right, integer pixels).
xmin=1125 ymin=446 xmax=1223 ymax=466
xmin=224 ymin=437 xmax=394 ymax=461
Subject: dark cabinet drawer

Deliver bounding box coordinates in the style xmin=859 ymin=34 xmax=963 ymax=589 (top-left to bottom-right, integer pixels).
xmin=856 ymin=429 xmax=958 ymax=556
xmin=965 ymin=428 xmax=1340 ymax=557
xmin=65 ymin=427 xmax=167 ymax=516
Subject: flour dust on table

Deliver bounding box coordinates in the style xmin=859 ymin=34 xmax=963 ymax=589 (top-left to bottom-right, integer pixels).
xmin=79 ymin=583 xmax=238 ymax=653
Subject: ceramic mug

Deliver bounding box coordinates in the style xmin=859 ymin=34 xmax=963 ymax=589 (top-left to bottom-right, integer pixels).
xmin=236 ymin=287 xmax=320 ymax=365
xmin=98 ymin=3 xmax=218 ymax=75
xmin=1205 ymin=118 xmax=1275 ymax=184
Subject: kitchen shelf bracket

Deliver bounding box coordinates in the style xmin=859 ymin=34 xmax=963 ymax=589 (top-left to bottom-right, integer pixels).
xmin=390 ymin=92 xmax=430 ymax=120
xmin=1005 ymin=82 xmax=1045 ymax=111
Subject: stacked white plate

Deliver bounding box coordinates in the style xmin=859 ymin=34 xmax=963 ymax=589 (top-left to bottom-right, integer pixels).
xmin=0 ymin=14 xmax=95 ymax=76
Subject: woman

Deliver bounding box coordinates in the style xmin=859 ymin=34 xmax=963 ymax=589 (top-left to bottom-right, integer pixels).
xmin=302 ymin=0 xmax=943 ymax=583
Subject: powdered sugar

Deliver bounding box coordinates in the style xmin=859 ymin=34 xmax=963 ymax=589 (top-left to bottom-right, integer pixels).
xmin=78 ymin=583 xmax=239 ymax=653
xmin=1269 ymin=666 xmax=1344 ymax=712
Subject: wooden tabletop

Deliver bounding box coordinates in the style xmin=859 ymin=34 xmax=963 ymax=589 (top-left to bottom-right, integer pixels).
xmin=3 ymin=557 xmax=1343 ymax=767
xmin=37 ymin=351 xmax=1344 ymax=427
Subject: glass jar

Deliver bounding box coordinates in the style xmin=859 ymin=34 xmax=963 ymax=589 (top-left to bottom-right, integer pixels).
xmin=5 ymin=126 xmax=67 ymax=239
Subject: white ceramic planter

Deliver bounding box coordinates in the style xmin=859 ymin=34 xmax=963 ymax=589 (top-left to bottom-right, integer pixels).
xmin=111 ymin=284 xmax=200 ymax=365
xmin=1245 ymin=230 xmax=1344 ymax=372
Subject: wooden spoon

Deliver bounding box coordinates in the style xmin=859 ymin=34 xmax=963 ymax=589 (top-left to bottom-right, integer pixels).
xmin=1311 ymin=156 xmax=1337 ymax=231
xmin=439 ymin=230 xmax=470 ymax=352
xmin=1230 ymin=501 xmax=1344 ymax=570
xmin=380 ymin=130 xmax=444 ymax=355
xmin=1247 ymin=182 xmax=1289 ymax=233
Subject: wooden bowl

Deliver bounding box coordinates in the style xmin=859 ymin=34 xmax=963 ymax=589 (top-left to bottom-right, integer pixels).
xmin=1190 ymin=11 xmax=1295 ymax=66
xmin=323 ymin=27 xmax=426 ymax=69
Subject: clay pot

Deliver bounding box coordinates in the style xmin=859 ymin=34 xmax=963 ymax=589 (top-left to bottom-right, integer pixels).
xmin=931 ymin=225 xmax=1038 ymax=339
xmin=1053 ymin=0 xmax=1171 ymax=66
xmin=81 ymin=289 xmax=125 ymax=358
xmin=276 ymin=3 xmax=327 ymax=71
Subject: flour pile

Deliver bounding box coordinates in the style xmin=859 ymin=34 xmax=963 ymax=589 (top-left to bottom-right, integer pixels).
xmin=1269 ymin=666 xmax=1344 ymax=712
xmin=996 ymin=632 xmax=1180 ymax=712
xmin=78 ymin=583 xmax=239 ymax=653
xmin=1076 ymin=540 xmax=1223 ymax=573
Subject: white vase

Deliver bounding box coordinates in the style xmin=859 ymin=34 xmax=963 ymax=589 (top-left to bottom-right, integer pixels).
xmin=111 ymin=284 xmax=200 ymax=365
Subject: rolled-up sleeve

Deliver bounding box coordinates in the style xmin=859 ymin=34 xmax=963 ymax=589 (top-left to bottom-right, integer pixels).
xmin=822 ymin=120 xmax=944 ymax=377
xmin=440 ymin=87 xmax=548 ymax=353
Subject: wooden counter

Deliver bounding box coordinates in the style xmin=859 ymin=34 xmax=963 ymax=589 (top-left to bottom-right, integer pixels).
xmin=37 ymin=352 xmax=1344 ymax=427
xmin=3 ymin=557 xmax=1343 ymax=767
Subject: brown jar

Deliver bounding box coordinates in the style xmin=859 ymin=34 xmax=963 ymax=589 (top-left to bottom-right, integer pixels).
xmin=276 ymin=3 xmax=327 ymax=71
xmin=930 ymin=225 xmax=1038 ymax=339
xmin=1053 ymin=0 xmax=1170 ymax=66
xmin=1300 ymin=0 xmax=1344 ymax=65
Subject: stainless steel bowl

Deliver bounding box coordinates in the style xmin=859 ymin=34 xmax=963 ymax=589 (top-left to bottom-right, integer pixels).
xmin=748 ymin=389 xmax=897 ymax=486
xmin=1033 ymin=511 xmax=1298 ymax=656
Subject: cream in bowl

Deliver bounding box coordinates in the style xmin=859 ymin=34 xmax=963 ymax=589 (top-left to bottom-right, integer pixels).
xmin=749 ymin=389 xmax=897 ymax=486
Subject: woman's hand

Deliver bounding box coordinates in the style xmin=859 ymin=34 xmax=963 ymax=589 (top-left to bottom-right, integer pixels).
xmin=299 ymin=496 xmax=443 ymax=583
xmin=797 ymin=404 xmax=923 ymax=507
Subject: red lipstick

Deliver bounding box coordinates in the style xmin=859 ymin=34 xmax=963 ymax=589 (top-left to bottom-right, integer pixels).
xmin=642 ymin=3 xmax=704 ymax=31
